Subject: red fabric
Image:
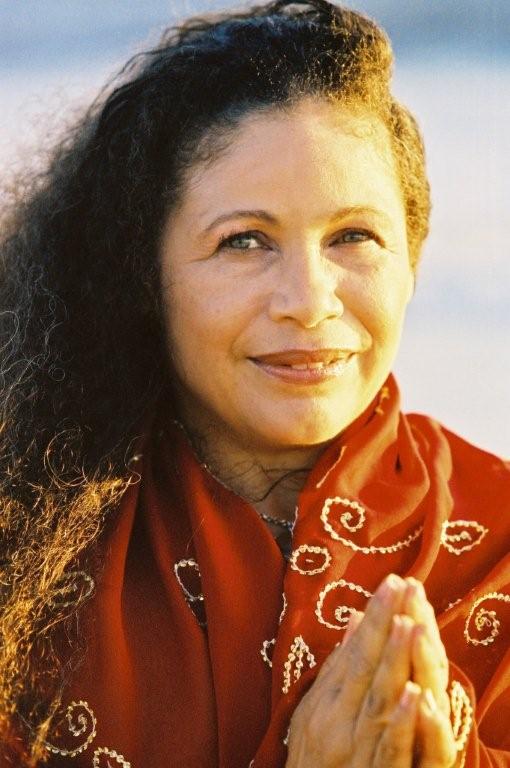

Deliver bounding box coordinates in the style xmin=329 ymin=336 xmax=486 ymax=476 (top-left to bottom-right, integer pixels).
xmin=4 ymin=375 xmax=510 ymax=767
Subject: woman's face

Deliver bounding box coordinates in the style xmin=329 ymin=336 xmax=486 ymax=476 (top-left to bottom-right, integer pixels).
xmin=160 ymin=98 xmax=413 ymax=452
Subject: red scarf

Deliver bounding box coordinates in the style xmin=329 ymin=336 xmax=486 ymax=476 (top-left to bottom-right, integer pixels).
xmin=6 ymin=376 xmax=510 ymax=767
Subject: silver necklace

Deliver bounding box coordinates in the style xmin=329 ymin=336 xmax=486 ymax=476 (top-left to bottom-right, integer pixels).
xmin=171 ymin=418 xmax=296 ymax=533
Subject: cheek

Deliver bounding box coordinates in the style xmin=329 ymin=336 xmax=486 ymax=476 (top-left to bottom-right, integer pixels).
xmin=163 ymin=267 xmax=256 ymax=368
xmin=351 ymin=265 xmax=411 ymax=341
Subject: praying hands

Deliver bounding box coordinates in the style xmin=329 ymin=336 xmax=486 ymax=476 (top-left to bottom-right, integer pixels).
xmin=286 ymin=575 xmax=458 ymax=768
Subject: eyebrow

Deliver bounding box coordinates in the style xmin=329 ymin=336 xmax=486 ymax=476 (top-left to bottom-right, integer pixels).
xmin=201 ymin=206 xmax=392 ymax=233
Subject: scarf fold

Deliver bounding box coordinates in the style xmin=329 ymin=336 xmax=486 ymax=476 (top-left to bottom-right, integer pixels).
xmin=23 ymin=375 xmax=510 ymax=768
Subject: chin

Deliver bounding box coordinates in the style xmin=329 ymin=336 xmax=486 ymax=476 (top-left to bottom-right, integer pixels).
xmin=247 ymin=409 xmax=349 ymax=450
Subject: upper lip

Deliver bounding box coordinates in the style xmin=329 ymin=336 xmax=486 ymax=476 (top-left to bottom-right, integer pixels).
xmin=250 ymin=348 xmax=355 ymax=366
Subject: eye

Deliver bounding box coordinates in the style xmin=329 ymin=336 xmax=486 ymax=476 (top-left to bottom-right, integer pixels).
xmin=335 ymin=228 xmax=378 ymax=245
xmin=218 ymin=230 xmax=267 ymax=251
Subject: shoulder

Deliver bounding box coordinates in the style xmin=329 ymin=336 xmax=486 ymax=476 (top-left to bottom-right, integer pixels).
xmin=406 ymin=411 xmax=510 ymax=501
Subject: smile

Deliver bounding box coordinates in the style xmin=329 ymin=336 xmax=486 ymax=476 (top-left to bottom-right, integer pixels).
xmin=249 ymin=349 xmax=356 ymax=385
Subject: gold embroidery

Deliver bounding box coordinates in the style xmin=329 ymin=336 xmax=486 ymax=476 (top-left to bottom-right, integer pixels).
xmin=464 ymin=591 xmax=510 ymax=646
xmin=441 ymin=520 xmax=488 ymax=555
xmin=93 ymin=747 xmax=131 ymax=767
xmin=260 ymin=638 xmax=276 ymax=668
xmin=289 ymin=544 xmax=332 ymax=576
xmin=43 ymin=701 xmax=132 ymax=765
xmin=450 ymin=681 xmax=473 ymax=767
xmin=174 ymin=558 xmax=206 ymax=627
xmin=321 ymin=496 xmax=422 ymax=554
xmin=374 ymin=384 xmax=391 ymax=415
xmin=322 ymin=496 xmax=365 ymax=533
xmin=282 ymin=636 xmax=316 ymax=694
xmin=174 ymin=558 xmax=203 ymax=603
xmin=315 ymin=447 xmax=346 ymax=489
xmin=315 ymin=579 xmax=372 ymax=631
xmin=43 ymin=701 xmax=97 ymax=757
xmin=279 ymin=592 xmax=287 ymax=624
xmin=49 ymin=571 xmax=95 ymax=610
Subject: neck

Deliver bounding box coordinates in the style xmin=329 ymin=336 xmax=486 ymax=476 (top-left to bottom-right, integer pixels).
xmin=173 ymin=407 xmax=330 ymax=523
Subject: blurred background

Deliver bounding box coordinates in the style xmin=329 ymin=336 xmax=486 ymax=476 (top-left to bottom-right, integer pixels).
xmin=1 ymin=0 xmax=509 ymax=456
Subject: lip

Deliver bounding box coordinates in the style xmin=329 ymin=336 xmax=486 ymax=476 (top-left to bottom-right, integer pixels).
xmin=251 ymin=348 xmax=355 ymax=366
xmin=249 ymin=348 xmax=356 ymax=385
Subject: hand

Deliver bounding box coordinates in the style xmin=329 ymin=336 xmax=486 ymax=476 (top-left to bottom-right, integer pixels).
xmin=403 ymin=578 xmax=458 ymax=768
xmin=285 ymin=575 xmax=458 ymax=768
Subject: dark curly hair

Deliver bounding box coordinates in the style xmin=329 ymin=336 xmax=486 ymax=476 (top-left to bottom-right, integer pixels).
xmin=0 ymin=0 xmax=430 ymax=761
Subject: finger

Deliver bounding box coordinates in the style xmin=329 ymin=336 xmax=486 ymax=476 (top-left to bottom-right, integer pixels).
xmin=352 ymin=614 xmax=415 ymax=767
xmin=373 ymin=681 xmax=421 ymax=768
xmin=416 ymin=688 xmax=457 ymax=768
xmin=314 ymin=574 xmax=406 ymax=692
xmin=335 ymin=574 xmax=409 ymax=719
xmin=403 ymin=579 xmax=448 ymax=686
xmin=341 ymin=609 xmax=364 ymax=647
xmin=412 ymin=625 xmax=451 ymax=717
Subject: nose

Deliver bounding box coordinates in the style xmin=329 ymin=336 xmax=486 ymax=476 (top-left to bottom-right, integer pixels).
xmin=268 ymin=245 xmax=344 ymax=328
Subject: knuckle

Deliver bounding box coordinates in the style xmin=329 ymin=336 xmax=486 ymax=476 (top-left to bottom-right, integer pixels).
xmin=376 ymin=739 xmax=402 ymax=765
xmin=364 ymin=688 xmax=388 ymax=720
xmin=350 ymin=648 xmax=374 ymax=680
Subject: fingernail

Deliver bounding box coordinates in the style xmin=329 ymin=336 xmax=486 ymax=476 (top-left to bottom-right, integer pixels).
xmin=406 ymin=577 xmax=425 ymax=599
xmin=399 ymin=681 xmax=421 ymax=709
xmin=379 ymin=574 xmax=403 ymax=604
xmin=424 ymin=688 xmax=438 ymax=712
xmin=390 ymin=614 xmax=403 ymax=641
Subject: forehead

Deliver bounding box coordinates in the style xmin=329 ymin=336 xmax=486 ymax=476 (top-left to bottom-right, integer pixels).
xmin=177 ymin=98 xmax=403 ymax=224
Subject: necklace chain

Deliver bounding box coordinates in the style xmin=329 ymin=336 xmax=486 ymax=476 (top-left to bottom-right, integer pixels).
xmin=171 ymin=419 xmax=296 ymax=533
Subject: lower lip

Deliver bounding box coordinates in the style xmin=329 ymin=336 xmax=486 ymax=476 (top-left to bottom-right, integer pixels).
xmin=250 ymin=356 xmax=354 ymax=385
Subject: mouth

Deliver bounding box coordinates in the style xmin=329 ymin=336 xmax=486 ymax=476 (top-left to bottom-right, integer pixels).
xmin=248 ymin=348 xmax=356 ymax=384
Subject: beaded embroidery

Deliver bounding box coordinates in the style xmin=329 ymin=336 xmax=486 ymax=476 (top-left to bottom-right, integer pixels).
xmin=441 ymin=520 xmax=488 ymax=555
xmin=450 ymin=680 xmax=473 ymax=767
xmin=174 ymin=558 xmax=206 ymax=627
xmin=289 ymin=544 xmax=332 ymax=576
xmin=260 ymin=638 xmax=276 ymax=668
xmin=322 ymin=496 xmax=365 ymax=532
xmin=279 ymin=592 xmax=287 ymax=624
xmin=43 ymin=701 xmax=131 ymax=765
xmin=49 ymin=571 xmax=95 ymax=610
xmin=464 ymin=591 xmax=510 ymax=646
xmin=93 ymin=746 xmax=131 ymax=767
xmin=43 ymin=700 xmax=97 ymax=757
xmin=315 ymin=579 xmax=372 ymax=631
xmin=321 ymin=497 xmax=423 ymax=554
xmin=282 ymin=636 xmax=316 ymax=694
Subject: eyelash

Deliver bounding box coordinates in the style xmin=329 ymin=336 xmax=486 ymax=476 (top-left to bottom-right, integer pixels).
xmin=217 ymin=228 xmax=380 ymax=251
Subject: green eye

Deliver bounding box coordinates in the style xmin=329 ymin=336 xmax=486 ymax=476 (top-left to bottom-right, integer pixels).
xmin=219 ymin=231 xmax=263 ymax=250
xmin=339 ymin=229 xmax=374 ymax=243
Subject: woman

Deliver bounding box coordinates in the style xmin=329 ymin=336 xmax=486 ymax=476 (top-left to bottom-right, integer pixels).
xmin=1 ymin=0 xmax=509 ymax=766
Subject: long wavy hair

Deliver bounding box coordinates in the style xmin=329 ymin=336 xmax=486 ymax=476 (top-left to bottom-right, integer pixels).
xmin=0 ymin=0 xmax=430 ymax=761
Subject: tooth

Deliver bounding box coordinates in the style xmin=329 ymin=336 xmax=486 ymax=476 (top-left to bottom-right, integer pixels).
xmin=290 ymin=364 xmax=308 ymax=370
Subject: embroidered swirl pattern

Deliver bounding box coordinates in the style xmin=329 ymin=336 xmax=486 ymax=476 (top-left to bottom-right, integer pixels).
xmin=289 ymin=544 xmax=332 ymax=576
xmin=441 ymin=520 xmax=488 ymax=555
xmin=43 ymin=701 xmax=131 ymax=765
xmin=320 ymin=496 xmax=423 ymax=554
xmin=464 ymin=591 xmax=510 ymax=646
xmin=315 ymin=579 xmax=372 ymax=631
xmin=282 ymin=636 xmax=316 ymax=694
xmin=44 ymin=701 xmax=97 ymax=757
